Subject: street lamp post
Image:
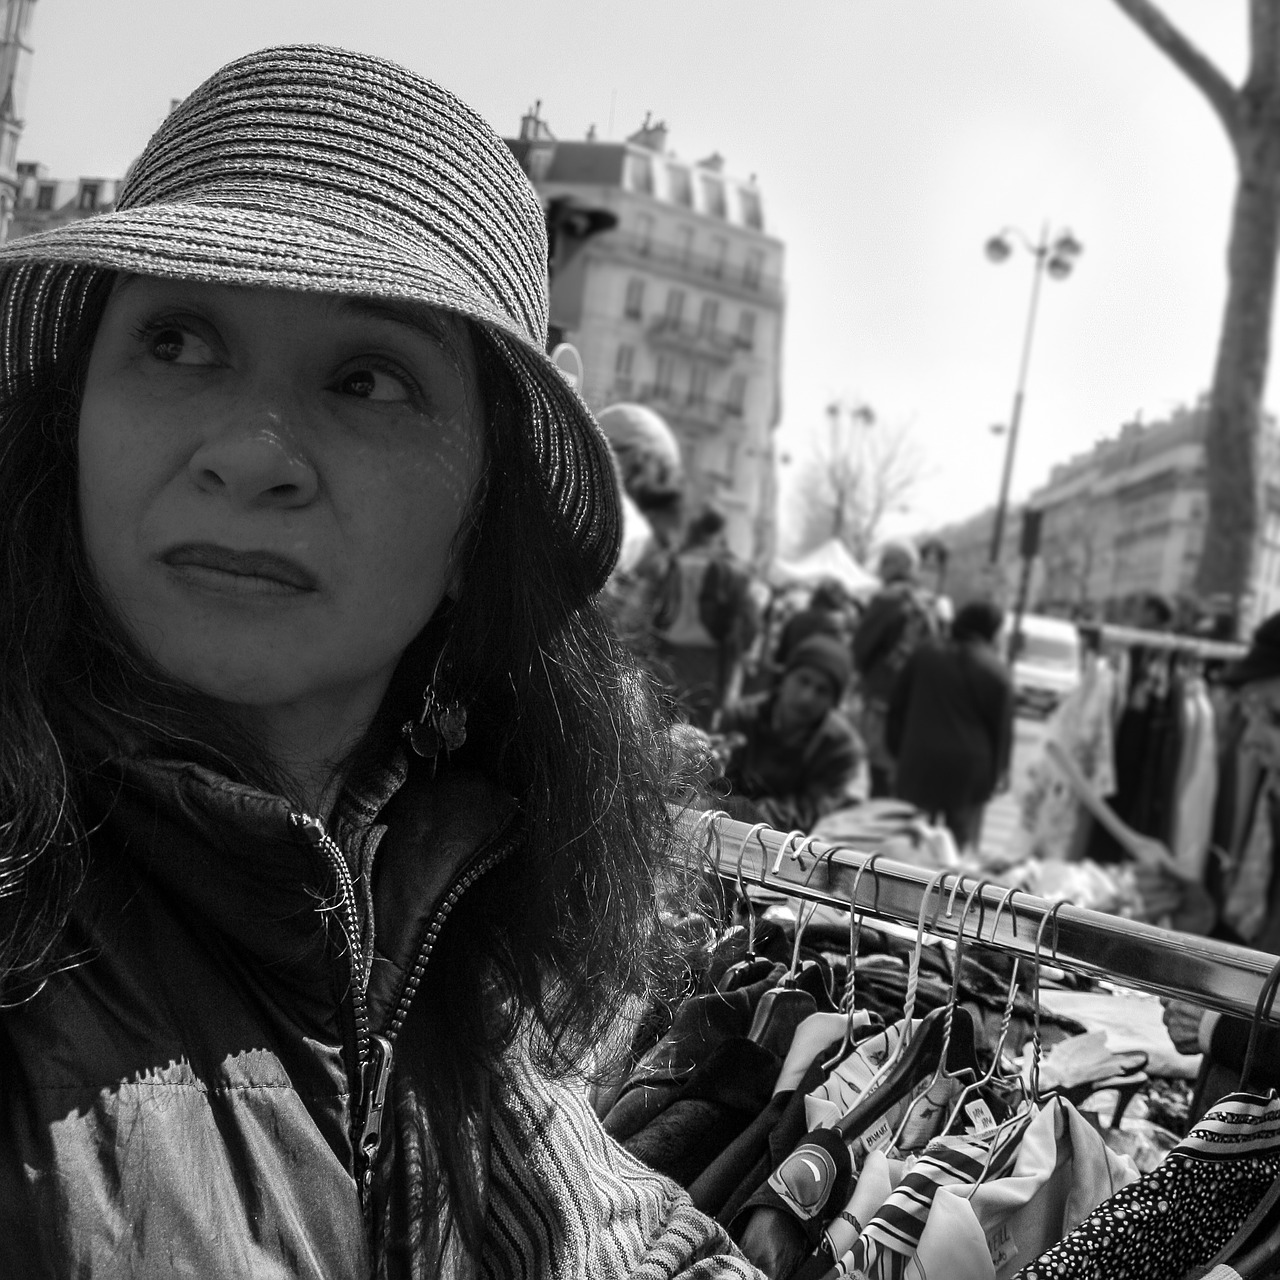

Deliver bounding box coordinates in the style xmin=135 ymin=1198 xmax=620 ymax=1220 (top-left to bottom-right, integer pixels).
xmin=985 ymin=223 xmax=1082 ymax=565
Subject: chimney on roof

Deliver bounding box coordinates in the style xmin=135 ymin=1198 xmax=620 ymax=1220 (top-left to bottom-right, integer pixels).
xmin=518 ymin=100 xmax=556 ymax=142
xmin=627 ymin=111 xmax=668 ymax=153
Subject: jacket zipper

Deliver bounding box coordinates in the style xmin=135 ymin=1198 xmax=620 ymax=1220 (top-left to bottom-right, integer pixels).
xmin=291 ymin=809 xmax=519 ymax=1213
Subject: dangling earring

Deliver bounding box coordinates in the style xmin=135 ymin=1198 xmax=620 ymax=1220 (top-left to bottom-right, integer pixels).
xmin=402 ymin=655 xmax=468 ymax=774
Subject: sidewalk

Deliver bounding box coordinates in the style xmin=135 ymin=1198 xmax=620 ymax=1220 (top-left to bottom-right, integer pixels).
xmin=978 ymin=715 xmax=1047 ymax=861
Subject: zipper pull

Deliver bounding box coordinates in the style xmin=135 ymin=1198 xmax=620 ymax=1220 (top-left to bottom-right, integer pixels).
xmin=359 ymin=1033 xmax=395 ymax=1190
xmin=290 ymin=812 xmax=326 ymax=845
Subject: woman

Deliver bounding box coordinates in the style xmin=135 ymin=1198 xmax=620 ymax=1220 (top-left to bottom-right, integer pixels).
xmin=0 ymin=46 xmax=759 ymax=1279
xmin=885 ymin=599 xmax=1015 ymax=848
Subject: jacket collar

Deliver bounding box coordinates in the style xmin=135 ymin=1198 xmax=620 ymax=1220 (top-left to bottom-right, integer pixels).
xmin=86 ymin=753 xmax=520 ymax=1032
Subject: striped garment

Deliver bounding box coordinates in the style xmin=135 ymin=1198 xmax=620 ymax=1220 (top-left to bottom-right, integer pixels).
xmin=483 ymin=1059 xmax=765 ymax=1280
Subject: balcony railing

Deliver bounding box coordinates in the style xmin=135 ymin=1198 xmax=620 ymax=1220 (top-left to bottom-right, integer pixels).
xmin=631 ymin=383 xmax=746 ymax=428
xmin=645 ymin=315 xmax=745 ymax=363
xmin=602 ymin=231 xmax=784 ymax=305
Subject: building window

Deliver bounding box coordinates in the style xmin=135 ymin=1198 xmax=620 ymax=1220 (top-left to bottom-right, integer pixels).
xmin=636 ymin=212 xmax=654 ymax=256
xmin=689 ymin=363 xmax=710 ymax=408
xmin=737 ymin=310 xmax=756 ymax=350
xmin=744 ymin=248 xmax=765 ymax=290
xmin=723 ymin=439 xmax=740 ymax=483
xmin=698 ymin=298 xmax=720 ymax=336
xmin=624 ymin=277 xmax=645 ymax=319
xmin=625 ymin=151 xmax=654 ymax=195
xmin=677 ymin=225 xmax=694 ymax=268
xmin=700 ymin=174 xmax=727 ymax=219
xmin=615 ymin=343 xmax=635 ymax=394
xmin=78 ymin=182 xmax=100 ymax=210
xmin=739 ymin=187 xmax=763 ymax=230
xmin=726 ymin=373 xmax=747 ymax=416
xmin=668 ymin=166 xmax=693 ymax=207
xmin=665 ymin=288 xmax=685 ymax=324
xmin=36 ymin=184 xmax=54 ymax=211
xmin=655 ymin=354 xmax=677 ymax=400
xmin=708 ymin=236 xmax=728 ymax=280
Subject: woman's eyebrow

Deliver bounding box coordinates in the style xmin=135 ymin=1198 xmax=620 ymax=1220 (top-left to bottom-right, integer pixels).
xmin=332 ymin=296 xmax=454 ymax=347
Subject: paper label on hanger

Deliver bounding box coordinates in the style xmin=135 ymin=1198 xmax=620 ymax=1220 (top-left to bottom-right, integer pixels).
xmin=857 ymin=1114 xmax=894 ymax=1155
xmin=965 ymin=1099 xmax=998 ymax=1137
xmin=987 ymin=1222 xmax=1018 ymax=1271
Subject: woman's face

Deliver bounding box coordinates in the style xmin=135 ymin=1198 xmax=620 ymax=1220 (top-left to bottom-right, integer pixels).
xmin=78 ymin=277 xmax=484 ymax=738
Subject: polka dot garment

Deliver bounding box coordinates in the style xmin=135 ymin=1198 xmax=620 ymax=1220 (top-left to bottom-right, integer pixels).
xmin=1014 ymin=1093 xmax=1280 ymax=1280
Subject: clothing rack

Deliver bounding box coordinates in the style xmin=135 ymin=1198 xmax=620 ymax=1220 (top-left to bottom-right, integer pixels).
xmin=684 ymin=809 xmax=1280 ymax=1026
xmin=1093 ymin=622 xmax=1245 ymax=663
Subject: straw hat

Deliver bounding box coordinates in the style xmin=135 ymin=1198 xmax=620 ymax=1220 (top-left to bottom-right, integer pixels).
xmin=0 ymin=44 xmax=621 ymax=591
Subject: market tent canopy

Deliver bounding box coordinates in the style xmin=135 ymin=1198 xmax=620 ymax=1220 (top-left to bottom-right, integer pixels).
xmin=771 ymin=539 xmax=878 ymax=596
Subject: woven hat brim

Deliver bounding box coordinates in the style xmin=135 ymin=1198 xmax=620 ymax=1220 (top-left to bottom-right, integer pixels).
xmin=0 ymin=204 xmax=622 ymax=592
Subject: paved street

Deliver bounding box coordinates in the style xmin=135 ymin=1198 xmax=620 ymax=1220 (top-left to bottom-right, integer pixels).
xmin=979 ymin=715 xmax=1049 ymax=860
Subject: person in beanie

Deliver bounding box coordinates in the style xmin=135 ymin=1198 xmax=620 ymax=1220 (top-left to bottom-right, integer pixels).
xmin=885 ymin=598 xmax=1015 ymax=849
xmin=718 ymin=635 xmax=864 ymax=832
xmin=0 ymin=46 xmax=761 ymax=1280
xmin=853 ymin=539 xmax=940 ymax=796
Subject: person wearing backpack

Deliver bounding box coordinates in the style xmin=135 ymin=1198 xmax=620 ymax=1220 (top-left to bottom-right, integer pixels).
xmin=650 ymin=506 xmax=761 ymax=730
xmin=852 ymin=540 xmax=941 ymax=796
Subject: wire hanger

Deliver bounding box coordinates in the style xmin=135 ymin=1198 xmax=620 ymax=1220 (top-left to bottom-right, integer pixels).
xmin=822 ymin=851 xmax=885 ymax=1071
xmin=747 ymin=833 xmax=830 ymax=1045
xmin=1027 ymin=899 xmax=1070 ymax=1105
xmin=943 ymin=884 xmax=1025 ymax=1135
xmin=889 ymin=877 xmax=987 ymax=1149
xmin=714 ymin=820 xmax=772 ymax=993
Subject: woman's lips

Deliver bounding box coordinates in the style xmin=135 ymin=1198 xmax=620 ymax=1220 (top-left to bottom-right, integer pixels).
xmin=161 ymin=543 xmax=318 ymax=592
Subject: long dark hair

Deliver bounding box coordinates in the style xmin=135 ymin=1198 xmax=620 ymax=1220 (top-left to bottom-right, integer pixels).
xmin=0 ymin=285 xmax=694 ymax=1260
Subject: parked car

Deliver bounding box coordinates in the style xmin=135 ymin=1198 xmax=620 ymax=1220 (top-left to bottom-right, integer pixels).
xmin=1008 ymin=613 xmax=1082 ymax=719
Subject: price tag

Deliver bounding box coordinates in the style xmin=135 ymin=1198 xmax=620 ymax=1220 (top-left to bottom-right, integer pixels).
xmin=988 ymin=1222 xmax=1018 ymax=1271
xmin=966 ymin=1099 xmax=998 ymax=1137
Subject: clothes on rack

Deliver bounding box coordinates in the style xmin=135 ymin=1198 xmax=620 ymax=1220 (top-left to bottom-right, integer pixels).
xmin=1013 ymin=653 xmax=1118 ymax=862
xmin=657 ymin=811 xmax=1280 ymax=1280
xmin=1013 ymin=1092 xmax=1280 ymax=1280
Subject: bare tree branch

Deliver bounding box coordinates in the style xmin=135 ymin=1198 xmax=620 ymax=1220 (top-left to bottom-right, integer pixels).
xmin=1112 ymin=0 xmax=1241 ymax=138
xmin=790 ymin=411 xmax=924 ymax=564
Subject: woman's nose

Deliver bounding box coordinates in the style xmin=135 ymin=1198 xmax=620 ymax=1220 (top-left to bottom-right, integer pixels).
xmin=187 ymin=404 xmax=318 ymax=508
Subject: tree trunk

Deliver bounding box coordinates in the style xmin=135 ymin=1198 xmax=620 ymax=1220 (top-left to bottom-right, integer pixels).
xmin=1195 ymin=119 xmax=1280 ymax=611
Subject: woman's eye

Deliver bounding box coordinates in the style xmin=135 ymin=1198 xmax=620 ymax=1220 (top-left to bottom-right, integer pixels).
xmin=336 ymin=364 xmax=413 ymax=403
xmin=147 ymin=325 xmax=216 ymax=366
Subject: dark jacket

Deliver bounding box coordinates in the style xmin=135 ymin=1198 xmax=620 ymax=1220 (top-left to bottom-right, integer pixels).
xmin=851 ymin=581 xmax=937 ymax=707
xmin=0 ymin=753 xmax=759 ymax=1279
xmin=719 ymin=693 xmax=862 ymax=832
xmin=885 ymin=638 xmax=1015 ymax=813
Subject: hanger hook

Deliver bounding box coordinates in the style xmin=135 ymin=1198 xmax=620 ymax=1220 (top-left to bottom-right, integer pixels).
xmin=786 ymin=834 xmax=828 ymax=976
xmin=771 ymin=828 xmax=808 ymax=876
xmin=831 ymin=851 xmax=884 ymax=1062
xmin=989 ymin=885 xmax=1021 ymax=943
xmin=900 ymin=868 xmax=951 ymax=1040
xmin=1029 ymin=899 xmax=1071 ymax=1104
xmin=734 ymin=821 xmax=771 ymax=955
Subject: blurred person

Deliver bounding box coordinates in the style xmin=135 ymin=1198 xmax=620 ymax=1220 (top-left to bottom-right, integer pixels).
xmin=1135 ymin=590 xmax=1175 ymax=633
xmin=718 ymin=635 xmax=864 ymax=832
xmin=1158 ymin=611 xmax=1280 ymax=1115
xmin=885 ymin=599 xmax=1015 ymax=850
xmin=775 ymin=578 xmax=853 ymax=665
xmin=852 ymin=539 xmax=941 ymax=796
xmin=651 ymin=505 xmax=760 ymax=729
xmin=0 ymin=48 xmax=759 ymax=1278
xmin=596 ymin=402 xmax=687 ymax=666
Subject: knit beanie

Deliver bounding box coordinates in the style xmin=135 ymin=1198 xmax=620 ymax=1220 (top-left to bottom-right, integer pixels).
xmin=785 ymin=635 xmax=852 ymax=701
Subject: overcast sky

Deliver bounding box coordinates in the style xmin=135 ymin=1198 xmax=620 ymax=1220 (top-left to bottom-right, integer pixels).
xmin=16 ymin=1 xmax=1252 ymax=548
